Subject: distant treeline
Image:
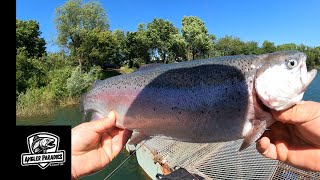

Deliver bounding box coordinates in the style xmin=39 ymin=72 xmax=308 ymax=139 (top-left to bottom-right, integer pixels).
xmin=16 ymin=0 xmax=320 ymax=117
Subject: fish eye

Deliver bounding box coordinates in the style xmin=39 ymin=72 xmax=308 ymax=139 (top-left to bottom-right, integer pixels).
xmin=286 ymin=59 xmax=298 ymax=69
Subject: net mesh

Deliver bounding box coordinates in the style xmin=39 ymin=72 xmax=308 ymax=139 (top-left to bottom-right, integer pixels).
xmin=141 ymin=137 xmax=320 ymax=180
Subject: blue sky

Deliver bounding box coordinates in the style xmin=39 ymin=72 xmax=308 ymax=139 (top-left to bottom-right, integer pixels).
xmin=17 ymin=0 xmax=320 ymax=53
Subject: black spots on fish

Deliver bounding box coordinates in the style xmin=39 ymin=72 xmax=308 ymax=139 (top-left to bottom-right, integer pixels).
xmin=201 ymin=110 xmax=204 ymax=114
xmin=171 ymin=106 xmax=178 ymax=110
xmin=145 ymin=64 xmax=246 ymax=89
xmin=238 ymin=108 xmax=241 ymax=112
xmin=225 ymin=87 xmax=228 ymax=92
xmin=216 ymin=110 xmax=219 ymax=114
xmin=179 ymin=111 xmax=182 ymax=114
xmin=153 ymin=108 xmax=156 ymax=111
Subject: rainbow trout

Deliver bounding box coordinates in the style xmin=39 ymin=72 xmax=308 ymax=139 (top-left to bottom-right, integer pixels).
xmin=81 ymin=51 xmax=317 ymax=150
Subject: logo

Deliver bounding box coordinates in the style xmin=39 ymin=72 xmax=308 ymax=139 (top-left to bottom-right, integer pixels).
xmin=21 ymin=132 xmax=65 ymax=169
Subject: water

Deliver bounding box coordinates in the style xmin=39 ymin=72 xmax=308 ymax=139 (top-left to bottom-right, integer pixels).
xmin=16 ymin=73 xmax=319 ymax=179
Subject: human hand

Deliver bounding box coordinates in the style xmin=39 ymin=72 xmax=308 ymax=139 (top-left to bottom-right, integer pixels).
xmin=256 ymin=101 xmax=320 ymax=172
xmin=71 ymin=112 xmax=132 ymax=179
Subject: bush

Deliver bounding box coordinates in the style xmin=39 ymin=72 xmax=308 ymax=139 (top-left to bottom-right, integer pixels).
xmin=66 ymin=66 xmax=103 ymax=97
xmin=16 ymin=87 xmax=56 ymax=117
xmin=46 ymin=66 xmax=74 ymax=98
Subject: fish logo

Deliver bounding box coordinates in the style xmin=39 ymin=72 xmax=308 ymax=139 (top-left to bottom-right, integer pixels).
xmin=31 ymin=135 xmax=55 ymax=154
xmin=21 ymin=132 xmax=65 ymax=169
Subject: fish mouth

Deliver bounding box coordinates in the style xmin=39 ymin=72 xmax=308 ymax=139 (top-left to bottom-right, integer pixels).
xmin=47 ymin=140 xmax=55 ymax=148
xmin=300 ymin=68 xmax=317 ymax=93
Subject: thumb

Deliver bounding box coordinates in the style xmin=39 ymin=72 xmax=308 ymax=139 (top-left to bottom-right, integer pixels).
xmin=82 ymin=111 xmax=116 ymax=133
xmin=271 ymin=101 xmax=320 ymax=124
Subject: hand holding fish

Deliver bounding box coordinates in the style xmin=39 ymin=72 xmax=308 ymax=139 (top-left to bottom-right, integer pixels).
xmin=71 ymin=112 xmax=132 ymax=180
xmin=257 ymin=101 xmax=320 ymax=172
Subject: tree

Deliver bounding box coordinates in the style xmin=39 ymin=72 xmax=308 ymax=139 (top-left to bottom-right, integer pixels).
xmin=113 ymin=29 xmax=128 ymax=65
xmin=78 ymin=28 xmax=119 ymax=68
xmin=261 ymin=40 xmax=276 ymax=53
xmin=182 ymin=16 xmax=213 ymax=60
xmin=126 ymin=24 xmax=151 ymax=66
xmin=16 ymin=19 xmax=46 ymax=58
xmin=277 ymin=43 xmax=298 ymax=51
xmin=147 ymin=18 xmax=179 ymax=62
xmin=243 ymin=41 xmax=261 ymax=55
xmin=168 ymin=33 xmax=188 ymax=61
xmin=55 ymin=0 xmax=109 ymax=69
xmin=16 ymin=48 xmax=47 ymax=97
xmin=215 ymin=36 xmax=246 ymax=56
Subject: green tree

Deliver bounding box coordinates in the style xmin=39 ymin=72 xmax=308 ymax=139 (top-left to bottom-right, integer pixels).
xmin=243 ymin=41 xmax=261 ymax=55
xmin=16 ymin=48 xmax=47 ymax=97
xmin=79 ymin=28 xmax=119 ymax=68
xmin=215 ymin=36 xmax=246 ymax=56
xmin=168 ymin=33 xmax=188 ymax=61
xmin=261 ymin=40 xmax=276 ymax=53
xmin=126 ymin=24 xmax=151 ymax=66
xmin=277 ymin=43 xmax=298 ymax=51
xmin=182 ymin=16 xmax=214 ymax=60
xmin=147 ymin=18 xmax=179 ymax=62
xmin=55 ymin=0 xmax=109 ymax=69
xmin=113 ymin=29 xmax=128 ymax=65
xmin=16 ymin=19 xmax=46 ymax=58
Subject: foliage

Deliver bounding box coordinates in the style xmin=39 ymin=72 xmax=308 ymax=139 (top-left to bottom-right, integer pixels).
xmin=16 ymin=19 xmax=46 ymax=58
xmin=16 ymin=48 xmax=47 ymax=97
xmin=261 ymin=40 xmax=277 ymax=53
xmin=182 ymin=16 xmax=214 ymax=60
xmin=55 ymin=0 xmax=109 ymax=68
xmin=147 ymin=18 xmax=180 ymax=62
xmin=168 ymin=33 xmax=188 ymax=61
xmin=16 ymin=87 xmax=57 ymax=117
xmin=46 ymin=66 xmax=74 ymax=98
xmin=126 ymin=24 xmax=151 ymax=66
xmin=66 ymin=66 xmax=103 ymax=96
xmin=79 ymin=28 xmax=119 ymax=68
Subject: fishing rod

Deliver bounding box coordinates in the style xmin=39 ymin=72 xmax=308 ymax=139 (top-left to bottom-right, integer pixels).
xmin=104 ymin=141 xmax=146 ymax=180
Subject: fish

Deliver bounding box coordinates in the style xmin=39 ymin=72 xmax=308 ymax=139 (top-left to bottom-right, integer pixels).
xmin=81 ymin=51 xmax=317 ymax=150
xmin=32 ymin=135 xmax=55 ymax=154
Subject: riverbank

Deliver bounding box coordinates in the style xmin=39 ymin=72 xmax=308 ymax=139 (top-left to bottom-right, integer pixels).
xmin=16 ymin=96 xmax=80 ymax=118
xmin=16 ymin=66 xmax=136 ymax=119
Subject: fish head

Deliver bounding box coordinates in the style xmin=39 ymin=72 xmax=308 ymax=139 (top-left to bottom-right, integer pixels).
xmin=255 ymin=51 xmax=317 ymax=111
xmin=40 ymin=138 xmax=55 ymax=149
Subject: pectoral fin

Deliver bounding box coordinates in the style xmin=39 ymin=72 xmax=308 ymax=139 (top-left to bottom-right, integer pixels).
xmin=128 ymin=131 xmax=150 ymax=145
xmin=239 ymin=120 xmax=267 ymax=151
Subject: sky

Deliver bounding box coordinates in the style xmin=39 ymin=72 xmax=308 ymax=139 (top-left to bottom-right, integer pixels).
xmin=16 ymin=0 xmax=320 ymax=53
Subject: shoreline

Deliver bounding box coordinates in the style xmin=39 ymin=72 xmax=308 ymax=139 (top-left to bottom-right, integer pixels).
xmin=16 ymin=97 xmax=80 ymax=119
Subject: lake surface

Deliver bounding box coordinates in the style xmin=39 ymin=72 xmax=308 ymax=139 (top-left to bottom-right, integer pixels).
xmin=16 ymin=73 xmax=319 ymax=179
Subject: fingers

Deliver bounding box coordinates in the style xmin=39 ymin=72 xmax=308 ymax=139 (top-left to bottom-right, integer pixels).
xmin=82 ymin=111 xmax=116 ymax=134
xmin=271 ymin=101 xmax=320 ymax=124
xmin=256 ymin=137 xmax=278 ymax=160
xmin=101 ymin=129 xmax=132 ymax=160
